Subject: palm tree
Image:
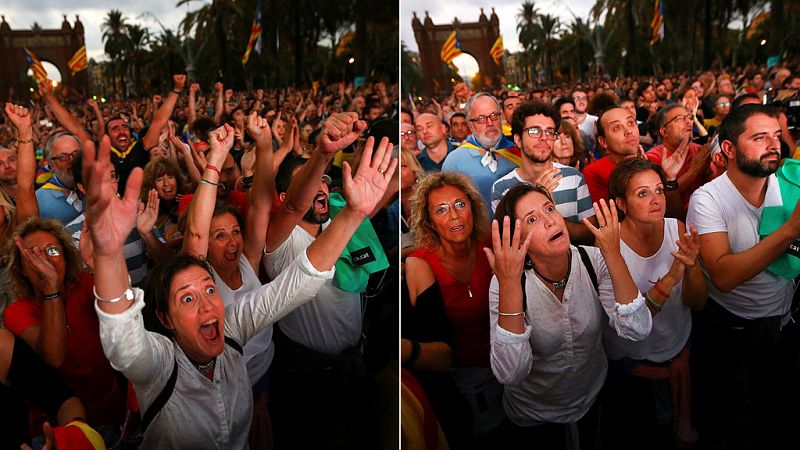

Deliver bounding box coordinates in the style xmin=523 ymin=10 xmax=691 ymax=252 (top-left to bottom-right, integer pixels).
xmin=535 ymin=14 xmax=561 ymax=84
xmin=516 ymin=1 xmax=539 ymax=82
xmin=126 ymin=24 xmax=150 ymax=95
xmin=102 ymin=9 xmax=128 ymax=96
xmin=177 ymin=0 xmax=243 ymax=82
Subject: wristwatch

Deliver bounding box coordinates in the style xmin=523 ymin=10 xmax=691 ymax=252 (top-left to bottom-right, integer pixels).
xmin=665 ymin=179 xmax=679 ymax=191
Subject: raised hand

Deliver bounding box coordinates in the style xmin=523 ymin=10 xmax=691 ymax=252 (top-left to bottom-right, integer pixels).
xmin=671 ymin=224 xmax=700 ymax=271
xmin=15 ymin=237 xmax=59 ymax=293
xmin=189 ymin=83 xmax=200 ymax=95
xmin=245 ymin=111 xmax=272 ymax=144
xmin=342 ymin=136 xmax=397 ymax=217
xmin=208 ymin=123 xmax=235 ymax=157
xmin=534 ymin=167 xmax=562 ymax=194
xmin=153 ymin=95 xmax=162 ymax=106
xmin=37 ymin=79 xmax=53 ymax=98
xmin=4 ymin=102 xmax=31 ymax=131
xmin=173 ymin=74 xmax=187 ymax=91
xmin=583 ymin=199 xmax=621 ymax=256
xmin=136 ymin=188 xmax=160 ymax=236
xmin=82 ymin=136 xmax=142 ymax=256
xmin=86 ymin=98 xmax=99 ymax=109
xmin=661 ymin=137 xmax=690 ymax=181
xmin=318 ymin=112 xmax=367 ymax=154
xmin=484 ymin=217 xmax=533 ymax=282
xmin=215 ymin=82 xmax=224 ymax=94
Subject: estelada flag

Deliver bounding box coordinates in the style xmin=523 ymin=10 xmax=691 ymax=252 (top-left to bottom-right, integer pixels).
xmin=440 ymin=30 xmax=462 ymax=66
xmin=490 ymin=35 xmax=504 ymax=65
xmin=67 ymin=45 xmax=88 ymax=75
xmin=242 ymin=0 xmax=263 ymax=64
xmin=650 ymin=0 xmax=664 ymax=46
xmin=24 ymin=48 xmax=48 ymax=82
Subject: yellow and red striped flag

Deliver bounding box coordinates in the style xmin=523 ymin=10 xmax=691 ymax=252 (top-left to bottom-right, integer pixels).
xmin=24 ymin=48 xmax=48 ymax=82
xmin=67 ymin=45 xmax=88 ymax=75
xmin=242 ymin=0 xmax=263 ymax=64
xmin=650 ymin=0 xmax=664 ymax=46
xmin=440 ymin=31 xmax=462 ymax=67
xmin=490 ymin=35 xmax=504 ymax=65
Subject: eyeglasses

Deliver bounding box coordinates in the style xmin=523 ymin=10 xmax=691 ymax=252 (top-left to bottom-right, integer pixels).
xmin=573 ymin=95 xmax=587 ymax=101
xmin=664 ymin=114 xmax=693 ymax=127
xmin=432 ymin=200 xmax=468 ymax=216
xmin=43 ymin=245 xmax=62 ymax=257
xmin=49 ymin=150 xmax=79 ymax=163
xmin=468 ymin=112 xmax=501 ymax=125
xmin=523 ymin=127 xmax=558 ymax=140
xmin=716 ymin=101 xmax=731 ymax=107
xmin=400 ymin=130 xmax=416 ymax=137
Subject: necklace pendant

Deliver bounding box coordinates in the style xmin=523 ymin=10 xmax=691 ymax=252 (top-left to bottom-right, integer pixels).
xmin=553 ymin=280 xmax=567 ymax=290
xmin=467 ymin=285 xmax=473 ymax=299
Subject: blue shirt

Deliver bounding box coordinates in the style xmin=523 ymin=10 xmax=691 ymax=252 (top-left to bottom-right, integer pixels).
xmin=417 ymin=141 xmax=456 ymax=172
xmin=441 ymin=136 xmax=518 ymax=216
xmin=35 ymin=186 xmax=83 ymax=225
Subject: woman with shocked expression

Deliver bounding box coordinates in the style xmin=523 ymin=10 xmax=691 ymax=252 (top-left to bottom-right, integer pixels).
xmin=86 ymin=116 xmax=395 ymax=448
xmin=486 ymin=183 xmax=652 ymax=449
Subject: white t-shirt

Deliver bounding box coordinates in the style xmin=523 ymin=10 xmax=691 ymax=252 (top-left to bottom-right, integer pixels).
xmin=605 ymin=218 xmax=691 ymax=362
xmin=687 ymin=173 xmax=793 ymax=319
xmin=213 ymin=254 xmax=274 ymax=386
xmin=578 ymin=114 xmax=598 ymax=142
xmin=263 ymin=222 xmax=361 ymax=355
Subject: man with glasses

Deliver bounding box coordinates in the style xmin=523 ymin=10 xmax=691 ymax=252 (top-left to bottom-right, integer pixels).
xmin=647 ymin=104 xmax=711 ymax=214
xmin=490 ymin=101 xmax=597 ymax=244
xmin=415 ymin=113 xmax=455 ymax=172
xmin=400 ymin=122 xmax=420 ymax=156
xmin=442 ymin=93 xmax=521 ymax=213
xmin=35 ymin=133 xmax=84 ymax=224
xmin=571 ymin=88 xmax=599 ymax=155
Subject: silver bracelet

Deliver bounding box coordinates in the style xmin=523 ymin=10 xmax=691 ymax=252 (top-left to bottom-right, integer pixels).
xmin=93 ymin=276 xmax=134 ymax=303
xmin=498 ymin=311 xmax=525 ymax=317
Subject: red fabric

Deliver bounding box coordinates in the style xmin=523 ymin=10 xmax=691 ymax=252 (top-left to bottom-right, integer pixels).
xmin=582 ymin=156 xmax=615 ymax=204
xmin=410 ymin=245 xmax=492 ymax=368
xmin=629 ymin=346 xmax=693 ymax=446
xmin=178 ymin=190 xmax=250 ymax=218
xmin=646 ymin=143 xmax=704 ymax=211
xmin=401 ymin=369 xmax=443 ymax=450
xmin=4 ymin=273 xmax=125 ymax=426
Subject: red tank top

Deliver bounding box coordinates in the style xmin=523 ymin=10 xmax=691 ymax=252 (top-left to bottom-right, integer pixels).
xmin=410 ymin=244 xmax=492 ymax=368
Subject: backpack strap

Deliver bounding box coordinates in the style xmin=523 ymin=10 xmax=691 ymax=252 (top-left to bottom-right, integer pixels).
xmin=225 ymin=336 xmax=243 ymax=355
xmin=141 ymin=357 xmax=178 ymax=432
xmin=577 ymin=246 xmax=599 ymax=295
xmin=140 ymin=337 xmax=242 ymax=431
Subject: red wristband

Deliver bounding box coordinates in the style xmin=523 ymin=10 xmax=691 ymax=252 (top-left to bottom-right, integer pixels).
xmin=205 ymin=164 xmax=220 ymax=176
xmin=653 ymin=281 xmax=669 ymax=299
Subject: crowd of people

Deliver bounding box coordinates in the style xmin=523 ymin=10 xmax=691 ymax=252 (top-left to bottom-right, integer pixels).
xmin=0 ymin=74 xmax=401 ymax=449
xmin=400 ymin=64 xmax=800 ymax=450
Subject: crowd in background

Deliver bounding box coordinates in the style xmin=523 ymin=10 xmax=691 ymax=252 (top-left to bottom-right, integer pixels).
xmin=400 ymin=63 xmax=800 ymax=450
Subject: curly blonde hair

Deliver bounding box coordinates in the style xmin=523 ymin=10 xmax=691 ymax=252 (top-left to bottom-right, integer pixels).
xmin=410 ymin=171 xmax=489 ymax=249
xmin=6 ymin=217 xmax=84 ymax=298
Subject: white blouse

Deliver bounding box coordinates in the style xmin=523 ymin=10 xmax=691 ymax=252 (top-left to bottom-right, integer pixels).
xmin=489 ymin=245 xmax=651 ymax=426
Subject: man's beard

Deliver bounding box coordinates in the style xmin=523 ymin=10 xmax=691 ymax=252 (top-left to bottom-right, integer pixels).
xmin=302 ymin=207 xmax=329 ymax=224
xmin=736 ymin=149 xmax=779 ymax=177
xmin=523 ymin=146 xmax=551 ymax=164
xmin=54 ymin=170 xmax=75 ymax=189
xmin=474 ymin=130 xmax=502 ymax=149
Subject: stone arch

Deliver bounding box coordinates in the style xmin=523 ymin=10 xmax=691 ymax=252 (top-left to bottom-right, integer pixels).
xmin=0 ymin=14 xmax=88 ymax=101
xmin=411 ymin=8 xmax=504 ymax=95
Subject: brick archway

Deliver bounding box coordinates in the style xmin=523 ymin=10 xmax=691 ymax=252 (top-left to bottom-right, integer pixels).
xmin=0 ymin=15 xmax=88 ymax=101
xmin=412 ymin=8 xmax=504 ymax=95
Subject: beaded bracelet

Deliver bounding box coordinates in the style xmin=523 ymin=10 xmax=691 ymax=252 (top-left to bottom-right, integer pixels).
xmin=16 ymin=137 xmax=34 ymax=145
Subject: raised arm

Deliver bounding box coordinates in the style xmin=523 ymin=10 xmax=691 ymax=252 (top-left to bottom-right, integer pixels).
xmin=5 ymin=103 xmax=38 ymax=221
xmin=213 ymin=82 xmax=225 ymax=126
xmin=83 ymin=136 xmax=143 ymax=315
xmin=305 ymin=136 xmax=395 ymax=271
xmin=266 ymin=112 xmax=366 ymax=252
xmin=141 ymin=74 xmax=186 ymax=150
xmin=38 ymin=80 xmax=89 ymax=143
xmin=181 ymin=124 xmax=234 ymax=259
xmin=243 ymin=112 xmax=275 ymax=270
xmin=86 ymin=99 xmax=105 ymax=141
xmin=188 ymin=82 xmax=199 ymax=127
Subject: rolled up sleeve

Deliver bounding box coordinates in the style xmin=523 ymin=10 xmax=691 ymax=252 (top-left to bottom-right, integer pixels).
xmin=489 ymin=276 xmax=534 ymax=385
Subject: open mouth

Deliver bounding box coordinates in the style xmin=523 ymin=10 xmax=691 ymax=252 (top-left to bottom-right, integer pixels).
xmin=549 ymin=231 xmax=564 ymax=242
xmin=450 ymin=225 xmax=465 ymax=233
xmin=314 ymin=194 xmax=328 ymax=212
xmin=199 ymin=318 xmax=220 ymax=342
xmin=224 ymin=249 xmax=238 ymax=262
